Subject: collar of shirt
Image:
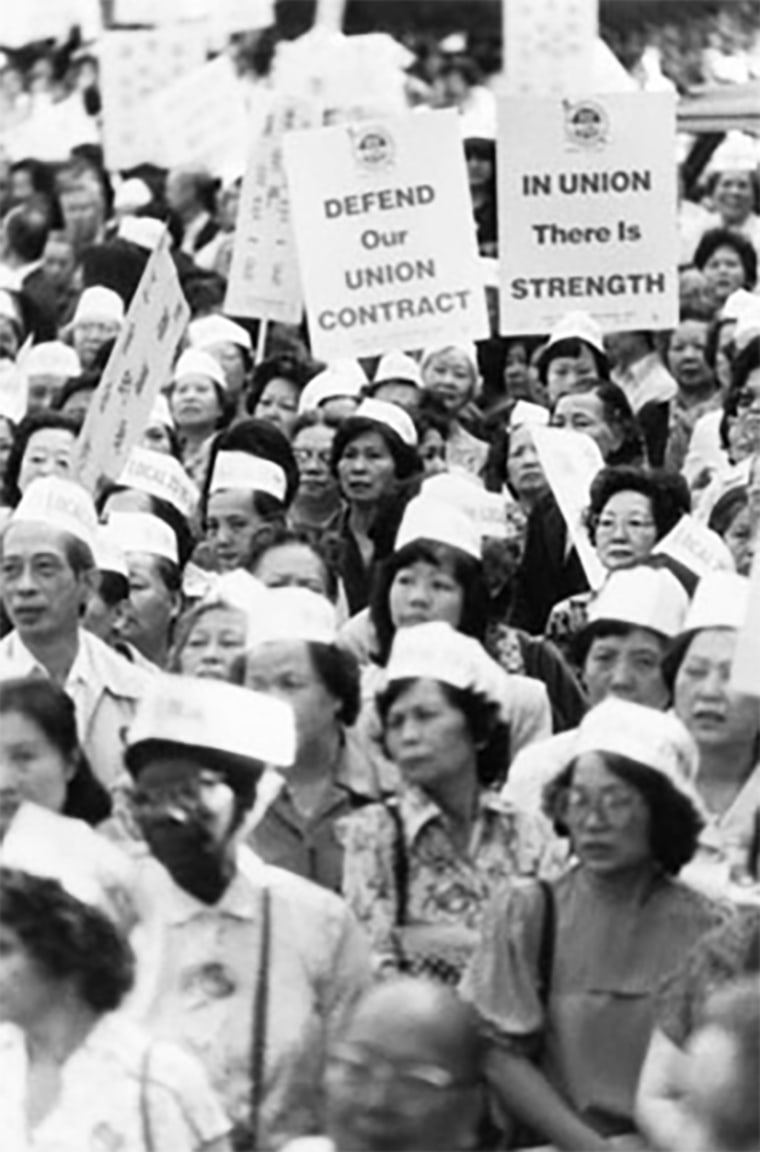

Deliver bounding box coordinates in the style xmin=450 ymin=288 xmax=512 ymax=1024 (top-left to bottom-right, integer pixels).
xmin=275 ymin=738 xmax=381 ymax=825
xmin=397 ymin=783 xmax=512 ymax=849
xmin=162 ymin=848 xmax=263 ymax=926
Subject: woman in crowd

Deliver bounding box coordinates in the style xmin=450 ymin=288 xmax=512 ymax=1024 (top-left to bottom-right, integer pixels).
xmin=462 ymin=697 xmax=732 ymax=1150
xmin=245 ymin=353 xmax=312 ymax=441
xmin=667 ymin=571 xmax=760 ymax=890
xmin=708 ymin=485 xmax=755 ymax=574
xmin=694 ymin=228 xmax=758 ymax=312
xmin=331 ymin=398 xmax=421 ymax=615
xmin=545 ymin=466 xmax=690 ymax=665
xmin=0 ymin=865 xmax=230 ymax=1152
xmin=170 ymin=570 xmax=265 ymax=682
xmin=1 ymin=411 xmax=80 ymax=508
xmin=288 ymin=412 xmax=343 ymax=537
xmin=419 ymin=343 xmax=488 ymax=475
xmin=247 ymin=522 xmax=340 ymax=601
xmin=188 ymin=312 xmax=253 ymax=417
xmin=201 ymin=417 xmax=298 ymax=573
xmin=535 ymin=311 xmax=609 ymax=407
xmin=550 ymin=380 xmax=645 ymax=467
xmin=415 ymin=395 xmax=452 ymax=478
xmin=341 ymin=622 xmax=557 ymax=983
xmin=242 ymin=587 xmax=379 ymax=892
xmin=168 ymin=348 xmax=234 ymax=487
xmin=706 ymin=153 xmax=760 ymax=251
xmin=0 ymin=676 xmax=111 ymax=839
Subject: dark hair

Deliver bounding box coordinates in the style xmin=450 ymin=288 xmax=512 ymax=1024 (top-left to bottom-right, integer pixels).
xmin=537 ymin=337 xmax=610 ymax=386
xmin=4 ymin=206 xmax=49 ymax=262
xmin=721 ymin=335 xmax=760 ymax=449
xmin=0 ymin=867 xmax=134 ymax=1012
xmin=573 ymin=617 xmax=670 ymax=676
xmin=416 ymin=392 xmax=453 ymax=442
xmin=244 ymin=353 xmax=312 ymax=416
xmin=245 ymin=522 xmax=339 ymax=601
xmin=377 ymin=678 xmax=509 ymax=788
xmin=96 ymin=569 xmax=130 ymax=608
xmin=543 ymin=752 xmax=703 ymax=874
xmin=586 ymin=466 xmax=690 ymax=546
xmin=694 ymin=228 xmax=758 ymax=290
xmin=554 ymin=379 xmax=645 ymax=466
xmin=290 ymin=410 xmax=325 ymax=441
xmin=2 ymin=410 xmax=80 ymax=506
xmin=307 ymin=641 xmax=361 ymax=726
xmin=56 ymin=373 xmax=99 ymax=415
xmin=705 ymin=315 xmax=735 ymax=373
xmin=96 ymin=485 xmax=196 ymax=569
xmin=125 ymin=739 xmax=261 ymax=811
xmin=331 ymin=416 xmax=421 ymax=483
xmin=201 ymin=418 xmax=299 ymax=525
xmin=371 ymin=539 xmax=489 ymax=665
xmin=708 ymin=485 xmax=749 ymax=539
xmin=0 ymin=677 xmax=111 ymax=824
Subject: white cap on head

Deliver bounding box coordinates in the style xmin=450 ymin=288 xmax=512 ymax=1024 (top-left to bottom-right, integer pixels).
xmin=385 ymin=621 xmax=507 ymax=711
xmin=126 ymin=674 xmax=296 ymax=769
xmin=105 ymin=512 xmax=179 ymax=564
xmin=420 ymin=340 xmax=479 ymax=381
xmin=421 ymin=472 xmax=508 ymax=541
xmin=298 ymin=360 xmax=367 ymax=414
xmin=72 ymin=286 xmax=125 ymax=327
xmin=680 ymin=571 xmax=750 ymax=634
xmin=587 ymin=566 xmax=689 ymax=638
xmin=541 ymin=310 xmax=604 ymax=356
xmin=11 ymin=477 xmax=98 ymax=554
xmin=570 ymin=698 xmax=703 ymax=812
xmin=117 ymin=215 xmax=166 ymax=252
xmin=705 ymin=130 xmax=760 ymax=175
xmin=92 ymin=524 xmax=128 ymax=579
xmin=510 ymin=400 xmax=549 ymax=429
xmin=733 ymin=298 xmax=760 ymax=353
xmin=118 ymin=447 xmax=198 ymax=521
xmin=248 ymin=587 xmax=337 ymax=648
xmin=209 ymin=450 xmax=287 ymax=501
xmin=353 ymin=397 xmax=418 ymax=447
xmin=202 ymin=569 xmax=269 ymax=622
xmin=374 ymin=351 xmax=423 ymax=389
xmin=188 ymin=314 xmax=253 ymax=353
xmin=1 ymin=803 xmax=136 ymax=927
xmin=396 ymin=494 xmax=482 ymax=559
xmin=653 ymin=514 xmax=735 ymax=580
xmin=172 ymin=348 xmax=227 ymax=391
xmin=721 ymin=288 xmax=758 ymax=323
xmin=25 ymin=341 xmax=81 ymax=379
xmin=113 ymin=177 xmax=152 ymax=213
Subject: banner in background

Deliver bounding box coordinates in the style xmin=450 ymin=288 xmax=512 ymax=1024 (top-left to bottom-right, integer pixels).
xmin=503 ymin=0 xmax=597 ymax=95
xmin=284 ymin=109 xmax=488 ymax=360
xmin=498 ymin=91 xmax=679 ymax=336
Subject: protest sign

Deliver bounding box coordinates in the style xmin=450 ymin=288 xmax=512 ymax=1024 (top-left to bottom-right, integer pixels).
xmin=502 ymin=0 xmax=597 ymax=96
xmin=731 ymin=547 xmax=760 ymax=696
xmin=498 ymin=91 xmax=679 ymax=336
xmin=530 ymin=426 xmax=606 ymax=589
xmin=99 ymin=28 xmax=206 ymax=170
xmin=653 ymin=514 xmax=734 ymax=578
xmin=225 ymin=95 xmax=316 ymax=324
xmin=284 ymin=110 xmax=489 ymax=360
xmin=118 ymin=447 xmax=199 ymax=521
xmin=74 ymin=229 xmax=190 ymax=493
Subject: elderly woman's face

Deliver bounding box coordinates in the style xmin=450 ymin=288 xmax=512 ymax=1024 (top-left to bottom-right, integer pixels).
xmin=384 ymin=679 xmax=475 ymax=791
xmin=252 ymin=542 xmax=330 ymax=597
xmin=389 ymin=556 xmax=464 ymax=632
xmin=565 ymin=752 xmax=652 ymax=875
xmin=255 ymin=377 xmax=300 ymax=439
xmin=674 ymin=628 xmax=760 ymax=751
xmin=594 ymin=490 xmax=658 ymax=571
xmin=337 ymin=430 xmax=396 ymax=504
xmin=0 ymin=710 xmax=72 ymax=839
xmin=551 ymin=391 xmax=620 ymax=461
xmin=0 ymin=923 xmax=62 ymax=1026
xmin=583 ymin=627 xmax=669 ymax=709
xmin=713 ymin=171 xmax=755 ymax=224
xmin=206 ymin=489 xmax=262 ymax=572
xmin=507 ymin=425 xmax=547 ymax=501
xmin=178 ymin=606 xmax=248 ymax=681
xmin=170 ymin=375 xmax=221 ymax=429
xmin=422 ymin=351 xmax=475 ymax=414
xmin=114 ymin=553 xmax=177 ymax=660
xmin=244 ymin=639 xmax=339 ymax=756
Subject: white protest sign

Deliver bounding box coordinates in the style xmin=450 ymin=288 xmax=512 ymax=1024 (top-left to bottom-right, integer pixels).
xmin=653 ymin=514 xmax=735 ymax=578
xmin=74 ymin=231 xmax=190 ymax=493
xmin=731 ymin=547 xmax=760 ymax=696
xmin=502 ymin=0 xmax=597 ymax=96
xmin=498 ymin=91 xmax=679 ymax=336
xmin=224 ymin=95 xmax=316 ymax=324
xmin=99 ymin=29 xmax=206 ymax=170
xmin=284 ymin=110 xmax=489 ymax=361
xmin=530 ymin=426 xmax=606 ymax=589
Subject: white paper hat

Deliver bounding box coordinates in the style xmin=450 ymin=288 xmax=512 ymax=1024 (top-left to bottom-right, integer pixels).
xmin=733 ymin=298 xmax=760 ymax=353
xmin=653 ymin=514 xmax=735 ymax=579
xmin=0 ymin=289 xmax=22 ymax=326
xmin=421 ymin=471 xmax=508 ymax=541
xmin=126 ymin=674 xmax=296 ymax=769
xmin=705 ymin=130 xmax=760 ymax=174
xmin=25 ymin=341 xmax=80 ymax=379
xmin=0 ymin=360 xmax=27 ymax=424
xmin=542 ymin=310 xmax=605 ymax=356
xmin=105 ymin=512 xmax=179 ymax=564
xmin=510 ymin=400 xmax=549 ymax=429
xmin=298 ymin=359 xmax=367 ymax=414
xmin=1 ymin=803 xmax=136 ymax=926
xmin=189 ymin=314 xmax=253 ymax=353
xmin=117 ymin=215 xmax=165 ymax=252
xmin=587 ymin=566 xmax=689 ymax=638
xmin=420 ymin=340 xmax=479 ymax=376
xmin=72 ymin=286 xmax=125 ymax=327
xmin=149 ymin=392 xmax=174 ymax=430
xmin=354 ymin=397 xmax=418 ymax=447
xmin=385 ymin=621 xmax=506 ymax=711
xmin=118 ymin=447 xmax=198 ymax=521
xmin=209 ymin=450 xmax=287 ymax=500
xmin=11 ymin=476 xmax=98 ymax=553
xmin=571 ymin=698 xmax=702 ymax=810
xmin=172 ymin=348 xmax=227 ymax=391
xmin=374 ymin=351 xmax=423 ymax=388
xmin=113 ymin=177 xmax=152 ymax=212
xmin=721 ymin=288 xmax=759 ymax=323
xmin=202 ymin=568 xmax=269 ymax=622
xmin=247 ymin=587 xmax=337 ymax=648
xmin=395 ymin=494 xmax=482 ymax=559
xmin=680 ymin=571 xmax=750 ymax=634
xmin=92 ymin=524 xmax=128 ymax=580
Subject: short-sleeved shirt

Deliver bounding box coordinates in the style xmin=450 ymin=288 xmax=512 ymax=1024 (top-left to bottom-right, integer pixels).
xmin=461 ymin=867 xmax=731 ymax=1136
xmin=0 ymin=1012 xmax=229 ymax=1152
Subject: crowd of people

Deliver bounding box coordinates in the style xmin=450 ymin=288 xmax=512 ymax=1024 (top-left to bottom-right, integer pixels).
xmin=0 ymin=8 xmax=759 ymax=1152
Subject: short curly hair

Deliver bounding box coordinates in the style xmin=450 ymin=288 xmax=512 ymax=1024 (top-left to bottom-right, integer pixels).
xmin=542 ymin=752 xmax=703 ymax=874
xmin=0 ymin=867 xmax=134 ymax=1013
xmin=694 ymin=228 xmax=758 ymax=290
xmin=586 ymin=466 xmax=690 ymax=546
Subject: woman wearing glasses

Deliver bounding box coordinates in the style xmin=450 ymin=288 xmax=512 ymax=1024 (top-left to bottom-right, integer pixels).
xmin=288 ymin=413 xmax=343 ymax=538
xmin=462 ymin=698 xmax=732 ymax=1151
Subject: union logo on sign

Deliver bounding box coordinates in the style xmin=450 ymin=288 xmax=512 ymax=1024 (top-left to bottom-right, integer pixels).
xmin=350 ymin=125 xmax=396 ymax=174
xmin=563 ymin=100 xmax=610 ymax=150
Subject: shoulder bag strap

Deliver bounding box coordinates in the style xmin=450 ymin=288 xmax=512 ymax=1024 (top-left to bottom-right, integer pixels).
xmin=250 ymin=884 xmax=271 ymax=1152
xmin=536 ymin=879 xmax=556 ymax=1004
xmin=139 ymin=1045 xmax=156 ymax=1152
xmin=385 ymin=800 xmax=408 ymax=927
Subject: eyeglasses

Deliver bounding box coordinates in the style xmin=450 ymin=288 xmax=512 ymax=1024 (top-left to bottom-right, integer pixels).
xmin=326 ymin=1048 xmax=475 ymax=1099
xmin=565 ymin=785 xmax=640 ymax=826
xmin=595 ymin=516 xmax=655 ymax=535
xmin=293 ymin=448 xmax=332 ymax=466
